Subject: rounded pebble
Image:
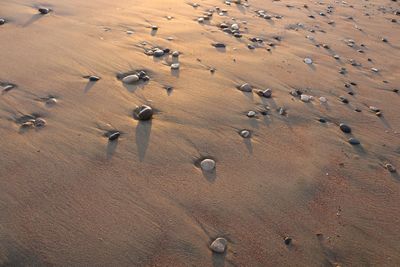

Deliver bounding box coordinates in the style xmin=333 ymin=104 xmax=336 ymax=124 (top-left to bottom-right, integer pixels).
xmin=200 ymin=159 xmax=216 ymax=172
xmin=209 ymin=237 xmax=227 ymax=253
xmin=122 ymin=74 xmax=140 ymax=84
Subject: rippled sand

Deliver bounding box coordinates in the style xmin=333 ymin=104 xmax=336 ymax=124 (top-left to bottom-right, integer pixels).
xmin=0 ymin=0 xmax=399 ymax=266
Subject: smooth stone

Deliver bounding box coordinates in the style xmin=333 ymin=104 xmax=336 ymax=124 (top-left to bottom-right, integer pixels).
xmin=319 ymin=96 xmax=327 ymax=103
xmin=239 ymin=83 xmax=252 ymax=92
xmin=39 ymin=8 xmax=50 ymax=14
xmin=46 ymin=97 xmax=57 ymax=105
xmin=385 ymin=163 xmax=396 ymax=173
xmin=135 ymin=105 xmax=153 ymax=121
xmin=172 ymin=51 xmax=180 ymax=57
xmin=300 ymin=94 xmax=312 ymax=102
xmin=209 ymin=238 xmax=227 ymax=253
xmin=200 ymin=159 xmax=216 ymax=172
xmin=262 ymin=89 xmax=272 ymax=98
xmin=369 ymin=106 xmax=380 ymax=112
xmin=212 ymin=42 xmax=226 ymax=48
xmin=153 ymin=49 xmax=165 ymax=57
xmin=304 ymin=58 xmax=313 ymax=64
xmin=318 ymin=118 xmax=327 ymax=123
xmin=89 ymin=75 xmax=101 ymax=82
xmin=108 ymin=131 xmax=120 ymax=141
xmin=171 ymin=63 xmax=180 ymax=70
xmin=0 ymin=19 xmax=5 ymax=25
xmin=348 ymin=138 xmax=360 ymax=145
xmin=247 ymin=111 xmax=256 ymax=117
xmin=339 ymin=123 xmax=351 ymax=133
xmin=122 ymin=74 xmax=140 ymax=84
xmin=34 ymin=118 xmax=46 ymax=128
xmin=240 ymin=129 xmax=251 ymax=138
xmin=151 ymin=25 xmax=158 ymax=30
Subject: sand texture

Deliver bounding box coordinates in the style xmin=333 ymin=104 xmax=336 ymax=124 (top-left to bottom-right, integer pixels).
xmin=0 ymin=0 xmax=399 ymax=266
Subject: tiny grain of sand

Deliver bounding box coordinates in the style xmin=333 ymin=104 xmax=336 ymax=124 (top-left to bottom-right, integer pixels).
xmin=0 ymin=0 xmax=399 ymax=266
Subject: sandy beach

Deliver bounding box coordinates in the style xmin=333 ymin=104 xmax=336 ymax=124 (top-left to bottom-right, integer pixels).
xmin=0 ymin=0 xmax=399 ymax=266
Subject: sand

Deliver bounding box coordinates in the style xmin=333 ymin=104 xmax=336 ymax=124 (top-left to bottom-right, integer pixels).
xmin=0 ymin=0 xmax=399 ymax=266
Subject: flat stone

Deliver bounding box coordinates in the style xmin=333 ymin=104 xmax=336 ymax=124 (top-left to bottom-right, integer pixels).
xmin=89 ymin=76 xmax=101 ymax=82
xmin=210 ymin=237 xmax=227 ymax=253
xmin=212 ymin=42 xmax=226 ymax=48
xmin=200 ymin=159 xmax=216 ymax=172
xmin=122 ymin=74 xmax=140 ymax=84
xmin=171 ymin=63 xmax=180 ymax=70
xmin=304 ymin=58 xmax=313 ymax=64
xmin=348 ymin=138 xmax=360 ymax=145
xmin=108 ymin=131 xmax=121 ymax=141
xmin=239 ymin=83 xmax=252 ymax=92
xmin=38 ymin=8 xmax=51 ymax=14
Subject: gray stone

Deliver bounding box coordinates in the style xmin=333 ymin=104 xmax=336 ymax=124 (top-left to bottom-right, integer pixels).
xmin=210 ymin=237 xmax=227 ymax=253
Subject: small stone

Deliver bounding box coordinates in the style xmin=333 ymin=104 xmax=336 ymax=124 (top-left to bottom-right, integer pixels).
xmin=89 ymin=75 xmax=101 ymax=82
xmin=304 ymin=58 xmax=313 ymax=64
xmin=371 ymin=68 xmax=379 ymax=73
xmin=319 ymin=96 xmax=327 ymax=103
xmin=300 ymin=94 xmax=312 ymax=102
xmin=153 ymin=49 xmax=165 ymax=57
xmin=369 ymin=106 xmax=380 ymax=112
xmin=385 ymin=163 xmax=396 ymax=173
xmin=38 ymin=8 xmax=51 ymax=14
xmin=171 ymin=63 xmax=180 ymax=70
xmin=278 ymin=107 xmax=286 ymax=115
xmin=46 ymin=97 xmax=57 ymax=105
xmin=0 ymin=19 xmax=5 ymax=25
xmin=339 ymin=123 xmax=351 ymax=133
xmin=21 ymin=121 xmax=35 ymax=128
xmin=172 ymin=51 xmax=180 ymax=57
xmin=108 ymin=131 xmax=120 ymax=141
xmin=284 ymin=237 xmax=292 ymax=245
xmin=339 ymin=96 xmax=349 ymax=104
xmin=151 ymin=25 xmax=158 ymax=30
xmin=257 ymin=89 xmax=272 ymax=98
xmin=34 ymin=118 xmax=46 ymax=128
xmin=209 ymin=237 xmax=227 ymax=253
xmin=200 ymin=159 xmax=216 ymax=172
xmin=134 ymin=105 xmax=153 ymax=121
xmin=239 ymin=83 xmax=252 ymax=92
xmin=212 ymin=42 xmax=226 ymax=48
xmin=348 ymin=138 xmax=360 ymax=145
xmin=122 ymin=74 xmax=140 ymax=84
xmin=247 ymin=111 xmax=256 ymax=117
xmin=240 ymin=129 xmax=251 ymax=138
xmin=318 ymin=118 xmax=327 ymax=123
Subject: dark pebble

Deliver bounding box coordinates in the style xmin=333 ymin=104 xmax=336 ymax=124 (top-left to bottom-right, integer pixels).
xmin=284 ymin=237 xmax=292 ymax=245
xmin=0 ymin=19 xmax=5 ymax=25
xmin=318 ymin=118 xmax=327 ymax=123
xmin=339 ymin=96 xmax=349 ymax=104
xmin=339 ymin=123 xmax=351 ymax=133
xmin=39 ymin=8 xmax=51 ymax=14
xmin=89 ymin=76 xmax=101 ymax=82
xmin=134 ymin=105 xmax=153 ymax=121
xmin=212 ymin=43 xmax=226 ymax=48
xmin=108 ymin=131 xmax=120 ymax=141
xmin=348 ymin=138 xmax=360 ymax=145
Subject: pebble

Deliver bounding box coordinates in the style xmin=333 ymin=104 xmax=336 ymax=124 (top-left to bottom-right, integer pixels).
xmin=257 ymin=89 xmax=272 ymax=98
xmin=38 ymin=8 xmax=51 ymax=14
xmin=34 ymin=118 xmax=46 ymax=128
xmin=339 ymin=123 xmax=351 ymax=133
xmin=89 ymin=75 xmax=101 ymax=82
xmin=171 ymin=63 xmax=180 ymax=70
xmin=122 ymin=74 xmax=140 ymax=84
xmin=200 ymin=159 xmax=216 ymax=172
xmin=318 ymin=118 xmax=327 ymax=123
xmin=284 ymin=237 xmax=292 ymax=245
xmin=348 ymin=138 xmax=360 ymax=145
xmin=212 ymin=42 xmax=226 ymax=48
xmin=339 ymin=96 xmax=349 ymax=104
xmin=108 ymin=131 xmax=120 ymax=141
xmin=153 ymin=49 xmax=165 ymax=57
xmin=300 ymin=94 xmax=312 ymax=102
xmin=319 ymin=96 xmax=327 ymax=103
xmin=209 ymin=237 xmax=227 ymax=253
xmin=239 ymin=83 xmax=252 ymax=92
xmin=385 ymin=163 xmax=396 ymax=173
xmin=134 ymin=105 xmax=153 ymax=121
xmin=0 ymin=19 xmax=5 ymax=25
xmin=240 ymin=129 xmax=251 ymax=138
xmin=304 ymin=58 xmax=313 ymax=64
xmin=247 ymin=110 xmax=256 ymax=117
xmin=172 ymin=51 xmax=180 ymax=57
xmin=46 ymin=97 xmax=57 ymax=105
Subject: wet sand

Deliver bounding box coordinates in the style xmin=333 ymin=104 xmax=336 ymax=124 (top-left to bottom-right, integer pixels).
xmin=0 ymin=0 xmax=399 ymax=266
